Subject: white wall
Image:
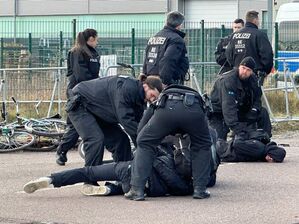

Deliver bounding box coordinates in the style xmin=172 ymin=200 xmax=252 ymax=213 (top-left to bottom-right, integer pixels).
xmin=183 ymin=0 xmax=238 ymax=22
xmin=238 ymin=0 xmax=268 ymax=21
xmin=0 ymin=0 xmax=14 ymax=16
xmin=1 ymin=0 xmax=167 ymax=16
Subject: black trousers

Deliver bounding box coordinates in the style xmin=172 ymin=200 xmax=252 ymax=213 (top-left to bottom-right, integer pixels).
xmin=208 ymin=113 xmax=230 ymax=140
xmin=131 ymin=99 xmax=212 ymax=191
xmin=257 ymin=107 xmax=272 ymax=137
xmin=57 ymin=116 xmax=79 ymax=154
xmin=209 ymin=107 xmax=272 ymax=139
xmin=51 ymin=163 xmax=119 ymax=188
xmin=68 ymin=105 xmax=132 ymax=167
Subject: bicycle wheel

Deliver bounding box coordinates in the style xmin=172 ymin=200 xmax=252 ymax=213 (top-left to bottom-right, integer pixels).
xmin=0 ymin=131 xmax=35 ymax=153
xmin=24 ymin=136 xmax=59 ymax=152
xmin=25 ymin=118 xmax=67 ymax=137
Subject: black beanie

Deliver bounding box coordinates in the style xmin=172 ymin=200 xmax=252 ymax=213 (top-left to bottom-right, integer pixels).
xmin=240 ymin=56 xmax=256 ymax=71
xmin=266 ymin=144 xmax=286 ymax=163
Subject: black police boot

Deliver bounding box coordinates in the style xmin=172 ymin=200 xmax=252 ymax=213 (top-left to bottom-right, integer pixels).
xmin=124 ymin=186 xmax=145 ymax=201
xmin=56 ymin=152 xmax=67 ymax=166
xmin=193 ymin=186 xmax=210 ymax=199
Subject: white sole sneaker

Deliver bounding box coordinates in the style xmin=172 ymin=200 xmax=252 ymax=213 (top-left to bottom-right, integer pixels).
xmin=23 ymin=178 xmax=50 ymax=194
xmin=80 ymin=184 xmax=111 ymax=196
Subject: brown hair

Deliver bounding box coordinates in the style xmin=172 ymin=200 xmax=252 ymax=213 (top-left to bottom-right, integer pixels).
xmin=246 ymin=10 xmax=259 ymax=23
xmin=139 ymin=74 xmax=163 ymax=93
xmin=71 ymin=28 xmax=98 ymax=57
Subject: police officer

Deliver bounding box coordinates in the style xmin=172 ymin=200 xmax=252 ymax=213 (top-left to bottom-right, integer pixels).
xmin=210 ymin=57 xmax=270 ymax=140
xmin=215 ymin=18 xmax=244 ymax=75
xmin=225 ymin=10 xmax=273 ymax=80
xmin=125 ymin=85 xmax=212 ymax=201
xmin=67 ymin=75 xmax=163 ymax=171
xmin=56 ymin=28 xmax=100 ymax=166
xmin=143 ymin=11 xmax=189 ymax=85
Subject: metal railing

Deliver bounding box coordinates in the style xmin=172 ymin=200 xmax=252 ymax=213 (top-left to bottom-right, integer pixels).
xmin=0 ymin=60 xmax=298 ymax=121
xmin=0 ymin=67 xmax=67 ymax=117
xmin=263 ymin=57 xmax=299 ymax=122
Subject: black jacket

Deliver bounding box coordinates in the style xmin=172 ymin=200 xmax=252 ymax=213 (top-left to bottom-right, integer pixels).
xmin=72 ymin=76 xmax=146 ymax=145
xmin=225 ymin=22 xmax=273 ymax=74
xmin=210 ymin=69 xmax=261 ymax=134
xmin=67 ymin=46 xmax=100 ymax=94
xmin=143 ymin=26 xmax=189 ymax=85
xmin=114 ymin=153 xmax=191 ymax=197
xmin=215 ymin=35 xmax=233 ymax=74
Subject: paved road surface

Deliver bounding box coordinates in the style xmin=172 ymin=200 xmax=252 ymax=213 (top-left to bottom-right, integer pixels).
xmin=0 ymin=136 xmax=298 ymax=224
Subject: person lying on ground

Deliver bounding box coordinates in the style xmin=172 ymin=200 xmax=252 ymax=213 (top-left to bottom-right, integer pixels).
xmin=23 ymin=138 xmax=219 ymax=198
xmin=216 ymin=129 xmax=286 ymax=163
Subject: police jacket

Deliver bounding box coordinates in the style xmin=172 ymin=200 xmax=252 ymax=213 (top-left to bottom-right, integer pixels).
xmin=225 ymin=22 xmax=273 ymax=74
xmin=67 ymin=46 xmax=100 ymax=93
xmin=137 ymin=84 xmax=204 ymax=134
xmin=72 ymin=76 xmax=146 ymax=145
xmin=210 ymin=69 xmax=261 ymax=134
xmin=215 ymin=35 xmax=233 ymax=74
xmin=143 ymin=26 xmax=189 ymax=85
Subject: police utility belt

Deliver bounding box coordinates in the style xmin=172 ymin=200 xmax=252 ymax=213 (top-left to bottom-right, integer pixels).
xmin=157 ymin=92 xmax=200 ymax=108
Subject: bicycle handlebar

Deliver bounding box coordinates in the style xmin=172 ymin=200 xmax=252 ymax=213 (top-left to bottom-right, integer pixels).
xmin=11 ymin=96 xmax=20 ymax=117
xmin=11 ymin=96 xmax=17 ymax=104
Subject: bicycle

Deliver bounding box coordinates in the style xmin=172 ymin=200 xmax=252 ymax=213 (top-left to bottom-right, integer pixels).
xmin=0 ymin=95 xmax=35 ymax=153
xmin=10 ymin=97 xmax=64 ymax=152
xmin=20 ymin=99 xmax=66 ymax=151
xmin=22 ymin=98 xmax=67 ymax=138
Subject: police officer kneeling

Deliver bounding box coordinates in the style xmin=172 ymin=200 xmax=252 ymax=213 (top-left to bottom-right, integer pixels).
xmin=125 ymin=85 xmax=212 ymax=201
xmin=209 ymin=56 xmax=271 ymax=141
xmin=66 ymin=75 xmax=163 ymax=170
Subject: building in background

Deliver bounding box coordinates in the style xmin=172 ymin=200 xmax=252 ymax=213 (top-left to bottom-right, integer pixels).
xmin=0 ymin=0 xmax=278 ymax=70
xmin=0 ymin=0 xmax=270 ymax=23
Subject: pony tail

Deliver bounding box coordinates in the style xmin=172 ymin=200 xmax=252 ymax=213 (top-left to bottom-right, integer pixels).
xmin=139 ymin=74 xmax=147 ymax=82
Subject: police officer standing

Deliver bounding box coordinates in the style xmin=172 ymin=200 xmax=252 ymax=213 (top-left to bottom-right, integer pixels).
xmin=215 ymin=18 xmax=244 ymax=75
xmin=225 ymin=10 xmax=273 ymax=80
xmin=143 ymin=11 xmax=189 ymax=85
xmin=56 ymin=28 xmax=100 ymax=166
xmin=210 ymin=57 xmax=269 ymax=140
xmin=125 ymin=85 xmax=212 ymax=201
xmin=67 ymin=75 xmax=163 ymax=171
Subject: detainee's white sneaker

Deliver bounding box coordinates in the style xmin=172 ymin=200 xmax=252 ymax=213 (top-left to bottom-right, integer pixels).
xmin=23 ymin=177 xmax=51 ymax=194
xmin=80 ymin=184 xmax=111 ymax=196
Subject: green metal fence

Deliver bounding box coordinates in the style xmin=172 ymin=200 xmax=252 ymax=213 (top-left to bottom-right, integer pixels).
xmin=1 ymin=19 xmax=299 ymax=76
xmin=0 ymin=20 xmax=244 ymax=69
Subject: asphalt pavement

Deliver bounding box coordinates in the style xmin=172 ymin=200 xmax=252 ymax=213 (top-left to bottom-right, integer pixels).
xmin=0 ymin=136 xmax=298 ymax=224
